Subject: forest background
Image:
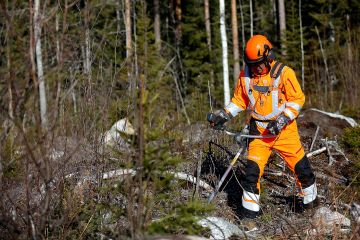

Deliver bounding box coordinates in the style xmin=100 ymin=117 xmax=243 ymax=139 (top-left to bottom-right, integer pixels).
xmin=0 ymin=0 xmax=360 ymax=239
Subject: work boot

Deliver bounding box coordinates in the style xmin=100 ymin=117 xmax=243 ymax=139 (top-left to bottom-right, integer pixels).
xmin=240 ymin=206 xmax=260 ymax=219
xmin=304 ymin=197 xmax=320 ymax=210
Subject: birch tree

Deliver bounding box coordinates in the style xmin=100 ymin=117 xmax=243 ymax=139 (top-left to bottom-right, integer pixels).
xmin=220 ymin=0 xmax=230 ymax=105
xmin=34 ymin=0 xmax=47 ymax=128
xmin=278 ymin=0 xmax=286 ymax=56
xmin=231 ymin=0 xmax=240 ymax=86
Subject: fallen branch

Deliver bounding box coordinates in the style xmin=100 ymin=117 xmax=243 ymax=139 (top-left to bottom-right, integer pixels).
xmin=167 ymin=171 xmax=213 ymax=191
xmin=70 ymin=168 xmax=213 ymax=191
xmin=310 ymin=125 xmax=320 ymax=152
xmin=325 ymin=139 xmax=350 ymax=162
xmin=307 ymin=147 xmax=327 ymax=158
xmin=325 ymin=137 xmax=335 ymax=165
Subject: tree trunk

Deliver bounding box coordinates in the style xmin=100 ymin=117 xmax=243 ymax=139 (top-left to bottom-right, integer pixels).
xmin=84 ymin=0 xmax=91 ymax=77
xmin=239 ymin=0 xmax=245 ymax=69
xmin=34 ymin=0 xmax=47 ymax=128
xmin=272 ymin=0 xmax=277 ymax=42
xmin=204 ymin=0 xmax=215 ymax=101
xmin=346 ymin=14 xmax=352 ymax=62
xmin=204 ymin=0 xmax=211 ymax=51
xmin=328 ymin=4 xmax=335 ymax=43
xmin=175 ymin=0 xmax=182 ymax=44
xmin=3 ymin=2 xmax=14 ymax=119
xmin=231 ymin=0 xmax=240 ymax=86
xmin=56 ymin=10 xmax=60 ymax=64
xmin=124 ymin=0 xmax=133 ymax=97
xmin=154 ymin=0 xmax=161 ymax=52
xmin=315 ymin=25 xmax=329 ymax=107
xmin=250 ymin=0 xmax=253 ymax=37
xmin=299 ymin=0 xmax=304 ymax=90
xmin=278 ymin=0 xmax=286 ymax=56
xmin=125 ymin=0 xmax=132 ymax=59
xmin=220 ymin=0 xmax=230 ymax=105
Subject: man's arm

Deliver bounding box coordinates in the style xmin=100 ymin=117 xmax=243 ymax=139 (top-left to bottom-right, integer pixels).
xmin=281 ymin=67 xmax=305 ymax=121
xmin=224 ymin=71 xmax=248 ymax=117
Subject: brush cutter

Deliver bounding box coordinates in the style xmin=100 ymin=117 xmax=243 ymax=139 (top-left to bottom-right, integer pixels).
xmin=207 ymin=127 xmax=275 ymax=203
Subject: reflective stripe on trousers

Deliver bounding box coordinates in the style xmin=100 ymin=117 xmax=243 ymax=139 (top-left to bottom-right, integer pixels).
xmin=302 ymin=182 xmax=317 ymax=204
xmin=242 ymin=190 xmax=260 ymax=212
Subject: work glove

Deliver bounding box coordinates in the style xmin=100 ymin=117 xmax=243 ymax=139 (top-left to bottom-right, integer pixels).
xmin=266 ymin=114 xmax=290 ymax=135
xmin=207 ymin=109 xmax=232 ymax=130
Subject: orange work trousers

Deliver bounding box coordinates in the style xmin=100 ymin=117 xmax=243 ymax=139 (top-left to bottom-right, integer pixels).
xmin=243 ymin=119 xmax=311 ymax=194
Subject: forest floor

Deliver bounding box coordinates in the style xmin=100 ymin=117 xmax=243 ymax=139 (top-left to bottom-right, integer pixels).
xmin=2 ymin=110 xmax=359 ymax=239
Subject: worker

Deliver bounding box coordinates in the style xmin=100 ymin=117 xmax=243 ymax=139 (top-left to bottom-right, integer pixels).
xmin=208 ymin=35 xmax=317 ymax=218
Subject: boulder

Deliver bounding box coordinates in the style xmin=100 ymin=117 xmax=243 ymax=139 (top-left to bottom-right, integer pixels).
xmin=103 ymin=118 xmax=135 ymax=146
xmin=298 ymin=108 xmax=358 ymax=137
xmin=198 ymin=216 xmax=256 ymax=239
xmin=313 ymin=206 xmax=351 ymax=229
xmin=145 ymin=235 xmax=209 ymax=240
xmin=350 ymin=202 xmax=360 ymax=223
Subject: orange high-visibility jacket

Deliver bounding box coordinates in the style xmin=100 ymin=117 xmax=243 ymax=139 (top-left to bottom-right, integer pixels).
xmin=225 ymin=61 xmax=305 ymax=131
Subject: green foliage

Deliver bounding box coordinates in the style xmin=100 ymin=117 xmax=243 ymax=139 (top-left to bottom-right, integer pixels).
xmin=1 ymin=134 xmax=21 ymax=178
xmin=341 ymin=126 xmax=360 ymax=190
xmin=147 ymin=200 xmax=212 ymax=236
xmin=342 ymin=126 xmax=360 ymax=157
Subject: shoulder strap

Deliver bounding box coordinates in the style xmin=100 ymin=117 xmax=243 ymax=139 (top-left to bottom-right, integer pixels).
xmin=270 ymin=61 xmax=286 ymax=79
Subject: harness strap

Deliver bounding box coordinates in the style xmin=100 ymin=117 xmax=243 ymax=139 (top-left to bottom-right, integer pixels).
xmin=270 ymin=61 xmax=285 ymax=79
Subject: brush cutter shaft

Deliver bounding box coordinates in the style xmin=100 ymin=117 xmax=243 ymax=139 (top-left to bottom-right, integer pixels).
xmin=208 ymin=147 xmax=244 ymax=203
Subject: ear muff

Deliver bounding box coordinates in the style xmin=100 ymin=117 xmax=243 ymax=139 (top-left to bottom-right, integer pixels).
xmin=267 ymin=49 xmax=275 ymax=61
xmin=262 ymin=44 xmax=275 ymax=62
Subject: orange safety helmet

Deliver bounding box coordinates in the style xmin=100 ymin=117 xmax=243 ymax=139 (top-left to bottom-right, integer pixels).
xmin=244 ymin=35 xmax=274 ymax=65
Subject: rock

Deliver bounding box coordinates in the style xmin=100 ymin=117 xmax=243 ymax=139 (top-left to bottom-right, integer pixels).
xmin=350 ymin=203 xmax=360 ymax=223
xmin=103 ymin=118 xmax=135 ymax=146
xmin=49 ymin=149 xmax=64 ymax=160
xmin=145 ymin=235 xmax=209 ymax=240
xmin=313 ymin=206 xmax=351 ymax=228
xmin=298 ymin=108 xmax=358 ymax=138
xmin=198 ymin=216 xmax=255 ymax=239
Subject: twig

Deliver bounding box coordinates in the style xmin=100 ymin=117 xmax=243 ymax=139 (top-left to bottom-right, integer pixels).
xmin=194 ymin=156 xmax=203 ymax=199
xmin=325 ymin=137 xmax=335 ymax=165
xmin=79 ymin=213 xmax=94 ymax=239
xmin=307 ymin=147 xmax=326 ymax=158
xmin=315 ymin=25 xmax=329 ymax=104
xmin=335 ymin=170 xmax=360 ymax=202
xmin=310 ymin=125 xmax=320 ymax=151
xmin=208 ymin=79 xmax=213 ymax=112
xmin=171 ymin=69 xmax=191 ymax=125
xmin=326 ymin=139 xmax=350 ymax=162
